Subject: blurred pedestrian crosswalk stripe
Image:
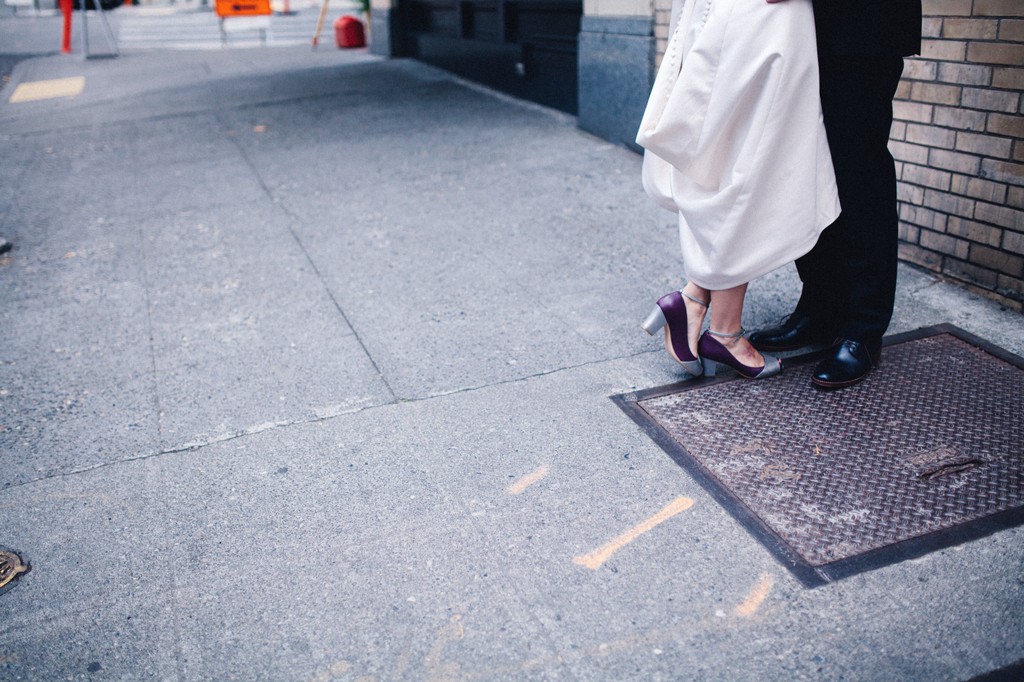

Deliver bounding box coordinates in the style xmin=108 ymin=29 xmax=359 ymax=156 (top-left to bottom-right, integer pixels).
xmin=117 ymin=4 xmax=361 ymax=50
xmin=8 ymin=77 xmax=85 ymax=104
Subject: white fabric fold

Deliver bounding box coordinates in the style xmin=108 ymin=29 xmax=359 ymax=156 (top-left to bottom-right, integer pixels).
xmin=637 ymin=0 xmax=841 ymax=290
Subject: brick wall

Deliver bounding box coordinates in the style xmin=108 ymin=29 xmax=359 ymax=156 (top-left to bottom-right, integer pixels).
xmin=895 ymin=0 xmax=1023 ymax=311
xmin=653 ymin=0 xmax=672 ymax=66
xmin=650 ymin=1 xmax=1024 ymax=311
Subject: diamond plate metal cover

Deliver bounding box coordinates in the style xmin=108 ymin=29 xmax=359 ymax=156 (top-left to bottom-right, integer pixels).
xmin=615 ymin=325 xmax=1024 ymax=587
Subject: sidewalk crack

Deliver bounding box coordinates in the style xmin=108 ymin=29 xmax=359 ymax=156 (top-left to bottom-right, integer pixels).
xmin=217 ymin=110 xmax=399 ymax=404
xmin=0 ymin=351 xmax=657 ymax=491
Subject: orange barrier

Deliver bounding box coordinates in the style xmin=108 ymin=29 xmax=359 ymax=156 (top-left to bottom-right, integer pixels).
xmin=215 ymin=0 xmax=271 ymax=17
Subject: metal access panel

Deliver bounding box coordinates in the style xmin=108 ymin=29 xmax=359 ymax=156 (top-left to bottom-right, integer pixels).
xmin=398 ymin=0 xmax=581 ymax=114
xmin=614 ymin=325 xmax=1024 ymax=587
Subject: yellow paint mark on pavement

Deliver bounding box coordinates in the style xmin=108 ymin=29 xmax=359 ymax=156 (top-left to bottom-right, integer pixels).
xmin=573 ymin=496 xmax=694 ymax=570
xmin=329 ymin=661 xmax=351 ymax=676
xmin=9 ymin=77 xmax=85 ymax=104
xmin=734 ymin=573 xmax=774 ymax=617
xmin=424 ymin=614 xmax=464 ymax=681
xmin=507 ymin=464 xmax=550 ymax=495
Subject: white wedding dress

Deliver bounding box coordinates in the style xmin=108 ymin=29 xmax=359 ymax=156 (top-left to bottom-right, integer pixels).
xmin=637 ymin=0 xmax=841 ymax=290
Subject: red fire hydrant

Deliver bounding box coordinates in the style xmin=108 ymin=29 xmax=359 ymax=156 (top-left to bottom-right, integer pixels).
xmin=334 ymin=16 xmax=366 ymax=49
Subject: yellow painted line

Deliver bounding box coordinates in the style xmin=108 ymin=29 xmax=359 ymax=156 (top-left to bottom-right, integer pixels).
xmin=573 ymin=496 xmax=694 ymax=570
xmin=8 ymin=77 xmax=85 ymax=104
xmin=734 ymin=573 xmax=774 ymax=617
xmin=329 ymin=661 xmax=351 ymax=676
xmin=507 ymin=464 xmax=550 ymax=495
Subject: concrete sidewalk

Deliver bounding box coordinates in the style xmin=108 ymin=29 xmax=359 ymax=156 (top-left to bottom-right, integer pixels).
xmin=1 ymin=36 xmax=1023 ymax=680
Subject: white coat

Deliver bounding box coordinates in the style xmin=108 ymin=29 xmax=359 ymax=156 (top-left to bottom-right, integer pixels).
xmin=636 ymin=0 xmax=841 ymax=290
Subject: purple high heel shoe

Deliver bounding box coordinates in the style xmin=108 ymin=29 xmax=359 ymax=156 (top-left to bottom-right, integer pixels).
xmin=642 ymin=290 xmax=708 ymax=377
xmin=697 ymin=329 xmax=782 ymax=379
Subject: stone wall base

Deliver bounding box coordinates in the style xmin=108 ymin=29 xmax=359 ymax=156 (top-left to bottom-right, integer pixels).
xmin=577 ymin=16 xmax=655 ymax=151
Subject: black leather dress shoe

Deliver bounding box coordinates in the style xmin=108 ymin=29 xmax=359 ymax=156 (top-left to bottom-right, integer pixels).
xmin=749 ymin=313 xmax=836 ymax=352
xmin=812 ymin=339 xmax=881 ymax=390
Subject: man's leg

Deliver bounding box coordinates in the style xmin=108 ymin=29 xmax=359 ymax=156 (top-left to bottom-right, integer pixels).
xmin=818 ymin=52 xmax=905 ymax=342
xmin=810 ymin=52 xmax=906 ymax=388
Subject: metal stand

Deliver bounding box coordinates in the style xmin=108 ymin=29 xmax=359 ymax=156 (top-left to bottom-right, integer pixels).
xmin=219 ymin=16 xmax=271 ymax=46
xmin=79 ymin=0 xmax=119 ymax=59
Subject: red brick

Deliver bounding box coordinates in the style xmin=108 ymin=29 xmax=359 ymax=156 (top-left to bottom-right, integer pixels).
xmin=955 ymin=131 xmax=1014 ymax=158
xmin=891 ymin=120 xmax=908 ymax=140
xmin=992 ymin=68 xmax=1024 ymax=90
xmin=906 ymin=122 xmax=956 ymax=147
xmin=981 ymin=158 xmax=1024 ymax=186
xmin=944 ymin=65 xmax=995 ymax=91
xmin=995 ymin=275 xmax=1024 ymax=309
xmin=898 ymin=181 xmax=926 ymax=205
xmin=903 ymin=59 xmax=938 ymax=81
xmin=967 ymin=42 xmax=1024 ymax=66
xmin=896 ymin=79 xmax=914 ymax=100
xmin=921 ymin=39 xmax=967 ymax=61
xmin=903 ymin=162 xmax=953 ymax=190
xmin=933 ymin=106 xmax=987 ymax=131
xmin=929 ymin=148 xmax=982 ymax=174
xmin=964 ymin=176 xmax=1009 ymax=203
xmin=999 ymin=19 xmax=1024 ymax=42
xmin=997 ymin=273 xmax=1024 ymax=294
xmin=1009 ymin=186 xmax=1024 ymax=208
xmin=947 ymin=216 xmax=1004 ymax=246
xmin=899 ymin=242 xmax=944 ymax=270
xmin=986 ymin=113 xmax=1024 ymax=137
xmin=922 ymin=229 xmax=971 ymax=258
xmin=924 ymin=187 xmax=977 ymax=217
xmin=942 ymin=18 xmax=999 ymax=39
xmin=899 ymin=222 xmax=922 ymax=243
xmin=974 ymin=0 xmax=1024 ymax=17
xmin=1015 ymin=140 xmax=1024 ymax=162
xmin=922 ymin=18 xmax=943 ymax=38
xmin=901 ymin=204 xmax=949 ymax=231
xmin=910 ymin=81 xmax=962 ymax=105
xmin=971 ymin=243 xmax=1024 ymax=276
xmin=961 ymin=87 xmax=1020 ymax=112
xmin=893 ymin=101 xmax=934 ymax=123
xmin=889 ymin=140 xmax=931 ymax=165
xmin=923 ymin=0 xmax=973 ymax=17
xmin=975 ymin=201 xmax=1024 ymax=229
xmin=943 ymin=258 xmax=1000 ymax=287
xmin=1004 ymin=230 xmax=1024 ymax=256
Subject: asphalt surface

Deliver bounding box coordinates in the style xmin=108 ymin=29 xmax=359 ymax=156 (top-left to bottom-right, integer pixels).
xmin=1 ymin=9 xmax=1023 ymax=680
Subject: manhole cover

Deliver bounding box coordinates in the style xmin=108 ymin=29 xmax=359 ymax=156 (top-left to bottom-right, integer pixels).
xmin=0 ymin=549 xmax=28 ymax=590
xmin=615 ymin=325 xmax=1024 ymax=587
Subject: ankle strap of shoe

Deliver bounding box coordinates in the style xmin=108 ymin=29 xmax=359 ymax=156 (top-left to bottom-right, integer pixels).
xmin=681 ymin=291 xmax=710 ymax=308
xmin=708 ymin=328 xmax=744 ymax=341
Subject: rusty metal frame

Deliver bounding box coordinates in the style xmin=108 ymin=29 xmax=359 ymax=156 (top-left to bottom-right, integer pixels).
xmin=613 ymin=324 xmax=1024 ymax=588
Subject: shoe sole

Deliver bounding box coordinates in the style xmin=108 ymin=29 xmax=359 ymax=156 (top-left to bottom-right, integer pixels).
xmin=811 ymin=375 xmax=868 ymax=390
xmin=811 ymin=356 xmax=879 ymax=390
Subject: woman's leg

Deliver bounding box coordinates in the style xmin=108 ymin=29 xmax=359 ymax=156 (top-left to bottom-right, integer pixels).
xmin=681 ymin=281 xmax=710 ymax=357
xmin=708 ymin=283 xmax=765 ymax=368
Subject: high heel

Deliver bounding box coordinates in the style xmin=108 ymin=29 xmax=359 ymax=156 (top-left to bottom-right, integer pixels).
xmin=697 ymin=329 xmax=782 ymax=380
xmin=642 ymin=290 xmax=708 ymax=377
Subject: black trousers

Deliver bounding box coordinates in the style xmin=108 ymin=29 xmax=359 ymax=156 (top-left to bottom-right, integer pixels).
xmin=794 ymin=53 xmax=907 ymax=344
